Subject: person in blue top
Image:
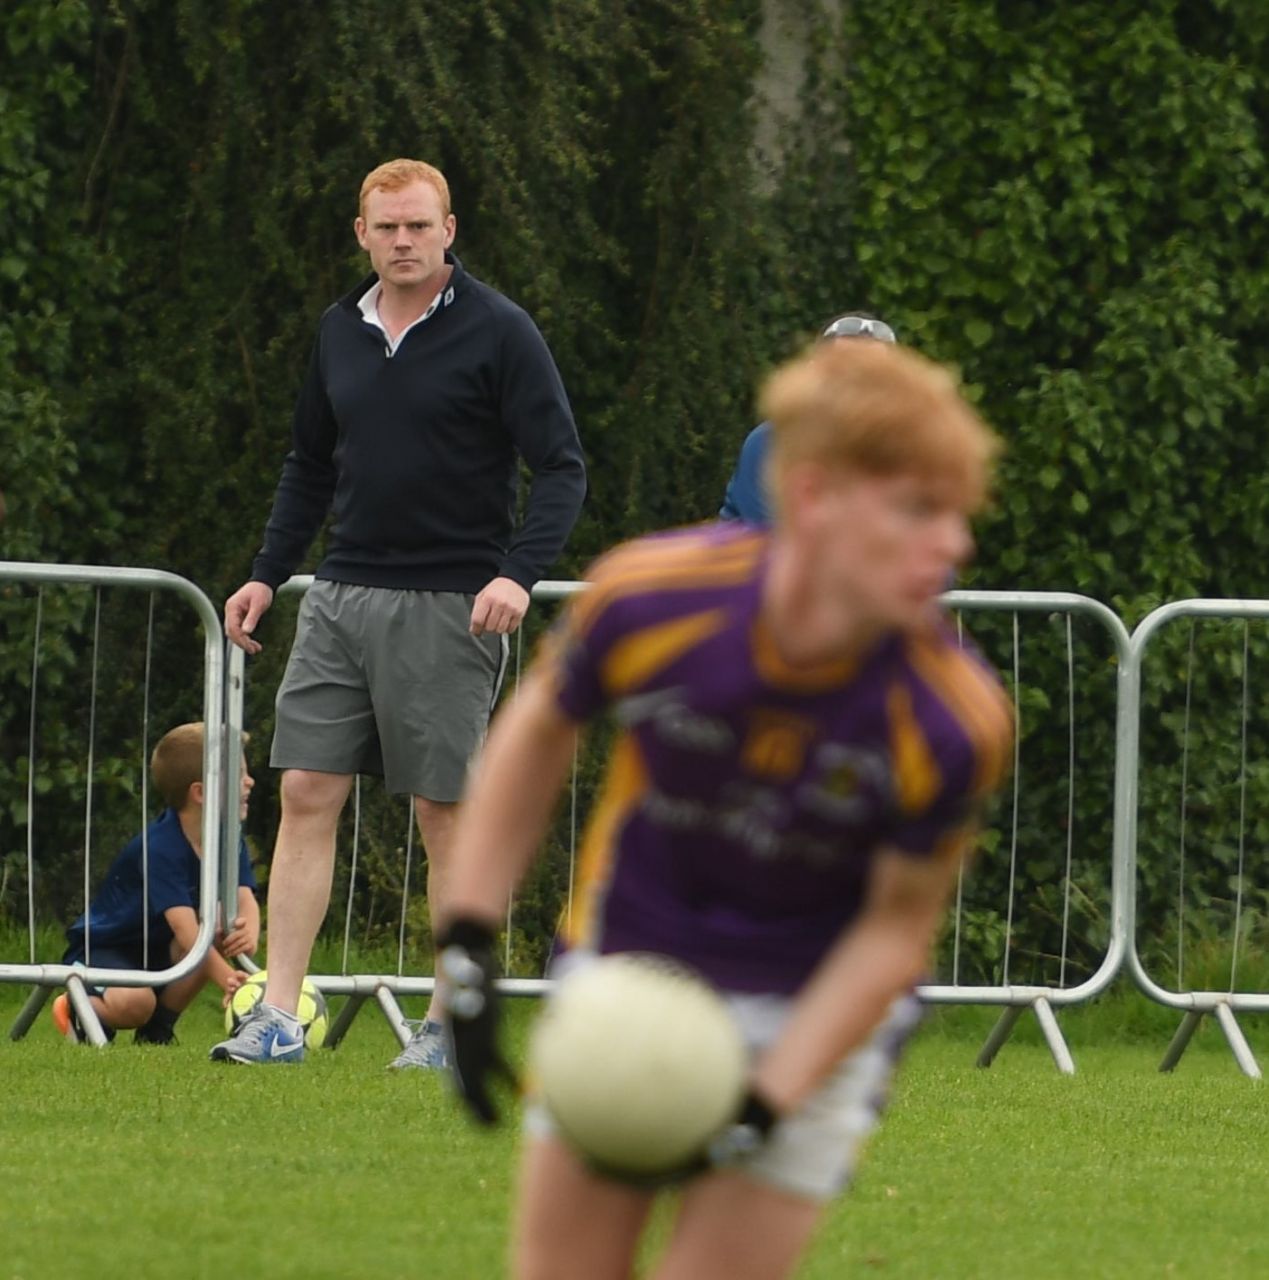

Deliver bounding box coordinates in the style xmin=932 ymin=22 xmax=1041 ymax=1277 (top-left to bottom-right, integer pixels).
xmin=719 ymin=314 xmax=897 ymax=526
xmin=53 ymin=722 xmax=260 ymax=1045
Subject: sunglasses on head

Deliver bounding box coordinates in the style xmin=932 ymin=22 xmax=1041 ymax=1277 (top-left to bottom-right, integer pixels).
xmin=821 ymin=316 xmax=897 ymax=343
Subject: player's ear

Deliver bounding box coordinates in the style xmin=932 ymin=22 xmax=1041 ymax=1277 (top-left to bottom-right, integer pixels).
xmin=354 ymin=216 xmax=369 ymax=251
xmin=186 ymin=780 xmax=205 ymax=809
xmin=777 ymin=460 xmax=832 ymax=532
xmin=444 ymin=214 xmax=456 ymax=248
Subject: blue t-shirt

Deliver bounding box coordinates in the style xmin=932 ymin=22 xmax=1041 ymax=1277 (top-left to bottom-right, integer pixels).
xmin=64 ymin=808 xmax=257 ymax=969
xmin=719 ymin=422 xmax=772 ymax=526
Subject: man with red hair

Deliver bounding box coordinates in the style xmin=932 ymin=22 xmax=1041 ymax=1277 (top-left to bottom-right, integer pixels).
xmin=214 ymin=159 xmax=586 ymax=1069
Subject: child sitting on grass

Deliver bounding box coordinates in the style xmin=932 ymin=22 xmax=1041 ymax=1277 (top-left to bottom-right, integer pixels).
xmin=53 ymin=722 xmax=260 ymax=1045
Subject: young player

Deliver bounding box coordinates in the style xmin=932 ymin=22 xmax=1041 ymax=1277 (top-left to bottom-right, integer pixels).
xmin=435 ymin=339 xmax=1014 ymax=1279
xmin=53 ymin=723 xmax=260 ymax=1045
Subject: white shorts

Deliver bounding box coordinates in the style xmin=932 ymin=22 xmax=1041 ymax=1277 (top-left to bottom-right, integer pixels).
xmin=524 ymin=979 xmax=923 ymax=1202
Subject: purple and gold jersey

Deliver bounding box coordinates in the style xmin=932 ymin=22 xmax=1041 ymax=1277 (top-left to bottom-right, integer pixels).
xmin=543 ymin=523 xmax=1013 ymax=995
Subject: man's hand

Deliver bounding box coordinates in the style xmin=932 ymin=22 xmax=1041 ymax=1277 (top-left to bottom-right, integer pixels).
xmin=224 ymin=581 xmax=275 ymax=654
xmin=469 ymin=577 xmax=530 ymax=637
xmin=217 ymin=915 xmax=258 ymax=959
xmin=438 ymin=917 xmax=518 ymax=1124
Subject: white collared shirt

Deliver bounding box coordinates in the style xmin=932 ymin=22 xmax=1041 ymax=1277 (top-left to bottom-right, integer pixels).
xmin=357 ymin=280 xmax=446 ymax=356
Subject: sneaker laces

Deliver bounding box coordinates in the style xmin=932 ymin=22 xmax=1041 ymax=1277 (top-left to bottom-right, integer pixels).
xmin=390 ymin=1017 xmax=447 ymax=1067
xmin=229 ymin=1004 xmax=287 ymax=1052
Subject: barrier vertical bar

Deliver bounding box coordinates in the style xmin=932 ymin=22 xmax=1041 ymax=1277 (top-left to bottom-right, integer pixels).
xmin=222 ymin=641 xmax=246 ymax=945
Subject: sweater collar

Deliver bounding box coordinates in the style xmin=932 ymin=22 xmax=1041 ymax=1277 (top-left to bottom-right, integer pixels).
xmin=339 ymin=250 xmax=466 ymax=313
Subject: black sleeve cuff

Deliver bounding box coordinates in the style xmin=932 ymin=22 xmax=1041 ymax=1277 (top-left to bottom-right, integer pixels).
xmin=437 ymin=917 xmax=498 ymax=953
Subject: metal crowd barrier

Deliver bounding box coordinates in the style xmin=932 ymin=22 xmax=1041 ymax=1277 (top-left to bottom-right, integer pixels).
xmin=2 ymin=563 xmax=227 ymax=1046
xmin=918 ymin=592 xmax=1133 ymax=1075
xmin=233 ymin=582 xmax=1130 ymax=1071
xmin=13 ymin=565 xmax=1266 ymax=1077
xmin=1127 ymin=600 xmax=1269 ymax=1080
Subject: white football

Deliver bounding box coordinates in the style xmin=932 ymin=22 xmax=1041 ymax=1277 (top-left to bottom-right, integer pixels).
xmin=530 ymin=953 xmax=748 ymax=1177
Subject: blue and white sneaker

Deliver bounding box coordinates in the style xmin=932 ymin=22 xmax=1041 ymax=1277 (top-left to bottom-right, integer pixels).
xmin=209 ymin=1003 xmax=305 ymax=1064
xmin=387 ymin=1018 xmax=448 ymax=1071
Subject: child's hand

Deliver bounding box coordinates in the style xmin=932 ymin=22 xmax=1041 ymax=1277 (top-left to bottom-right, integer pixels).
xmin=218 ymin=916 xmax=257 ymax=959
xmin=221 ymin=970 xmax=249 ymax=1008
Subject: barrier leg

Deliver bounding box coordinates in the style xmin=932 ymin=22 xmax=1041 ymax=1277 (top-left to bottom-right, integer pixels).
xmin=323 ymin=993 xmax=368 ymax=1050
xmin=1032 ymin=996 xmax=1076 ymax=1075
xmin=9 ymin=985 xmax=53 ymax=1041
xmin=1213 ymin=1002 xmax=1262 ymax=1080
xmin=375 ymin=986 xmax=412 ymax=1048
xmin=65 ymin=973 xmax=110 ymax=1048
xmin=976 ymin=1005 xmax=1024 ymax=1067
xmin=1159 ymin=1010 xmax=1203 ymax=1073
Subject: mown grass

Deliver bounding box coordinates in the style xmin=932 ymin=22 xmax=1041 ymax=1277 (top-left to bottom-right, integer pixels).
xmin=3 ymin=969 xmax=1267 ymax=1280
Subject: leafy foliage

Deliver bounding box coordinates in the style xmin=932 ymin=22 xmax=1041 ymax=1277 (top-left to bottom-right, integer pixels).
xmin=828 ymin=0 xmax=1269 ymax=986
xmin=4 ymin=1 xmax=1269 ymax=985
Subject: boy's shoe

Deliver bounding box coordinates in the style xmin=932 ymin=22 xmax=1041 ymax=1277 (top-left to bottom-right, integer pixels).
xmin=51 ymin=993 xmax=115 ymax=1044
xmin=134 ymin=1005 xmax=180 ymax=1046
xmin=209 ymin=1004 xmax=305 ymax=1064
xmin=51 ymin=993 xmax=80 ymax=1043
xmin=387 ymin=1018 xmax=449 ymax=1071
xmin=133 ymin=1023 xmax=177 ymax=1046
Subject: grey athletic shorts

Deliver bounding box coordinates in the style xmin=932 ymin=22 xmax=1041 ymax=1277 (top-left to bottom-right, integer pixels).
xmin=271 ymin=580 xmax=508 ymax=801
xmin=524 ymin=967 xmax=923 ymax=1202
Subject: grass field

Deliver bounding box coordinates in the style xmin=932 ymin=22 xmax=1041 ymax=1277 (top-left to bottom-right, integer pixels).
xmin=3 ymin=980 xmax=1266 ymax=1280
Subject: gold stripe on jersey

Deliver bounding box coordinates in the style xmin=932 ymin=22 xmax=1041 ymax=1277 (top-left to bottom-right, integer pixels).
xmin=583 ymin=525 xmax=766 ymax=585
xmin=565 ymin=530 xmax=766 ymax=644
xmin=914 ymin=648 xmax=1011 ymax=797
xmin=560 ymin=734 xmax=648 ymax=949
xmin=601 ymin=608 xmax=731 ymax=697
xmin=906 ymin=635 xmax=1014 ymax=796
xmin=887 ymin=682 xmax=943 ymax=815
xmin=749 ymin=615 xmax=859 ymax=692
xmin=932 ymin=824 xmax=977 ymax=865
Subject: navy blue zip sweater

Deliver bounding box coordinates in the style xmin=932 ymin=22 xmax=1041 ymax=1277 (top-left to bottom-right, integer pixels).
xmin=250 ymin=254 xmax=586 ymax=594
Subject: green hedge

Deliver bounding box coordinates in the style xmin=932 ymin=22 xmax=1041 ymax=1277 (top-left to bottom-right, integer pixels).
xmin=3 ymin=1 xmax=1269 ymax=983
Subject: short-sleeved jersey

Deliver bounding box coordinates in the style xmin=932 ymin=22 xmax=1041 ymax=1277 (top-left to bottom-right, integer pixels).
xmin=64 ymin=809 xmax=257 ymax=969
xmin=543 ymin=523 xmax=1013 ymax=995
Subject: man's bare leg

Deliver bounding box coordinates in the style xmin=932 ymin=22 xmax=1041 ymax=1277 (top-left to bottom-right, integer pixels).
xmin=262 ymin=768 xmax=354 ymax=1014
xmin=415 ymin=794 xmax=459 ymax=1023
